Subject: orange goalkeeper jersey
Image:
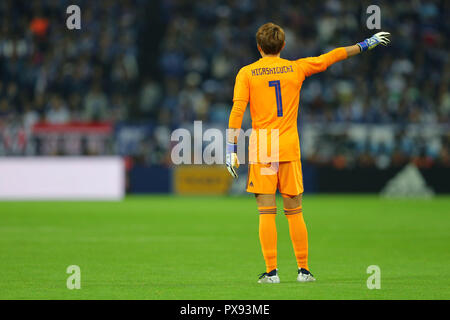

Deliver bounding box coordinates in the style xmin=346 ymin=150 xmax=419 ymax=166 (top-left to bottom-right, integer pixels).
xmin=229 ymin=47 xmax=348 ymax=162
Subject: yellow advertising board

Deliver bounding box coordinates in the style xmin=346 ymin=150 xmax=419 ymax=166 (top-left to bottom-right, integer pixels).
xmin=173 ymin=165 xmax=233 ymax=195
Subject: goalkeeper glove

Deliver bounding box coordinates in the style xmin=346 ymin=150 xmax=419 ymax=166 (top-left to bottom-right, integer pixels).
xmin=226 ymin=143 xmax=239 ymax=179
xmin=357 ymin=31 xmax=391 ymax=52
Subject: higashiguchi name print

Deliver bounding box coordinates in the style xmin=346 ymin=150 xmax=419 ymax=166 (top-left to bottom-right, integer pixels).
xmin=251 ymin=65 xmax=294 ymax=76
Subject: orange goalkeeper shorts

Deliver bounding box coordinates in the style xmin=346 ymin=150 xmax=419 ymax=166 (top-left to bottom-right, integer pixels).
xmin=246 ymin=160 xmax=304 ymax=196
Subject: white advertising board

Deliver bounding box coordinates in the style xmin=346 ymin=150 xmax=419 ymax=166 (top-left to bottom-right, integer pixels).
xmin=0 ymin=157 xmax=124 ymax=200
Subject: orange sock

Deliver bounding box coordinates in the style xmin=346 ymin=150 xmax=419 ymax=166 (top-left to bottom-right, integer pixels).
xmin=284 ymin=206 xmax=309 ymax=270
xmin=258 ymin=206 xmax=277 ymax=273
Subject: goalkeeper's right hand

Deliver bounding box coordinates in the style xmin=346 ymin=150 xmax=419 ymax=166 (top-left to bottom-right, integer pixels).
xmin=357 ymin=31 xmax=391 ymax=52
xmin=226 ymin=143 xmax=239 ymax=179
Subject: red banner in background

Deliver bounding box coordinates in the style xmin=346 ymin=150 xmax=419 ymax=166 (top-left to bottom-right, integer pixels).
xmin=31 ymin=122 xmax=114 ymax=156
xmin=32 ymin=122 xmax=113 ymax=135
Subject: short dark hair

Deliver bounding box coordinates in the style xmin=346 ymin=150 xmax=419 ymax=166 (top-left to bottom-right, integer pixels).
xmin=256 ymin=22 xmax=285 ymax=55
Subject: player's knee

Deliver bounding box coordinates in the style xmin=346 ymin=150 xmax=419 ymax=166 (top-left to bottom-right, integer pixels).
xmin=282 ymin=193 xmax=302 ymax=209
xmin=255 ymin=193 xmax=276 ymax=207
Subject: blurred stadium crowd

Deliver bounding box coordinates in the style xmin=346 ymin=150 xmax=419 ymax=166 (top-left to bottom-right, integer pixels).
xmin=0 ymin=0 xmax=449 ymax=169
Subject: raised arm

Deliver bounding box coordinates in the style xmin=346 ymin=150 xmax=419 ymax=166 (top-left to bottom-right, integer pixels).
xmin=343 ymin=44 xmax=361 ymax=57
xmin=298 ymin=31 xmax=391 ymax=76
xmin=346 ymin=31 xmax=391 ymax=57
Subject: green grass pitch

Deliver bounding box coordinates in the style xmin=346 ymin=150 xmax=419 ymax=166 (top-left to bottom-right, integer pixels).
xmin=0 ymin=195 xmax=449 ymax=300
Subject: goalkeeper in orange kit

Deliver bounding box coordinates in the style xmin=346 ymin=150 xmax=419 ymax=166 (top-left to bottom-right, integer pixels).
xmin=226 ymin=22 xmax=390 ymax=283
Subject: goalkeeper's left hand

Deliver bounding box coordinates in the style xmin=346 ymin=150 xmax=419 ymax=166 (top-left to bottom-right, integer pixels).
xmin=226 ymin=143 xmax=239 ymax=179
xmin=357 ymin=31 xmax=391 ymax=51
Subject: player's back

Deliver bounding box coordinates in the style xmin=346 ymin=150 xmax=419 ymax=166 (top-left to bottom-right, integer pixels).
xmin=231 ymin=47 xmax=348 ymax=163
xmin=241 ymin=56 xmax=305 ymax=162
